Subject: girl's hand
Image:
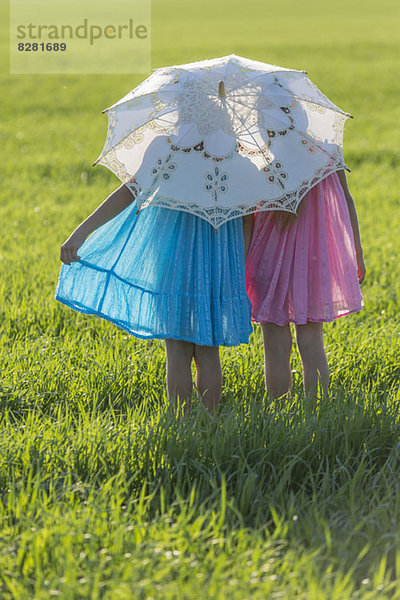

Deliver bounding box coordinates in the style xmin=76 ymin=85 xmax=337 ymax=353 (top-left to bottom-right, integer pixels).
xmin=356 ymin=252 xmax=366 ymax=284
xmin=60 ymin=229 xmax=88 ymax=265
xmin=59 ymin=183 xmax=135 ymax=266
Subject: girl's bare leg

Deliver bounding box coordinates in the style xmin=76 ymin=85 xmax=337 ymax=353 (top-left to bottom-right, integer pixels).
xmin=193 ymin=345 xmax=222 ymax=413
xmin=165 ymin=339 xmax=194 ymax=414
xmin=261 ymin=323 xmax=293 ymax=400
xmin=294 ymin=322 xmax=329 ymax=397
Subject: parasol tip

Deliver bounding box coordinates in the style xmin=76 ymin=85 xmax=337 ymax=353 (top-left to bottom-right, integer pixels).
xmin=218 ymin=81 xmax=225 ymax=98
xmin=214 ymin=227 xmax=218 ymax=234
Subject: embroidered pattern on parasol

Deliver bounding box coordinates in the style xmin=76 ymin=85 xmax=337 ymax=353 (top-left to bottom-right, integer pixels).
xmin=92 ymin=54 xmax=352 ymax=229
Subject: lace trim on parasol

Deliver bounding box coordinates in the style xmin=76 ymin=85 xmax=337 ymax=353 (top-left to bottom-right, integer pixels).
xmin=136 ymin=155 xmax=348 ymax=229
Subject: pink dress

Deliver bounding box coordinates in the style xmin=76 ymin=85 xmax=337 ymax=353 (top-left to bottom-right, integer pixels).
xmin=245 ymin=171 xmax=363 ymax=325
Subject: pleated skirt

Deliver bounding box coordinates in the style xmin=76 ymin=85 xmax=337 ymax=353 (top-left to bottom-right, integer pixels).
xmin=245 ymin=171 xmax=363 ymax=325
xmin=55 ymin=199 xmax=253 ymax=347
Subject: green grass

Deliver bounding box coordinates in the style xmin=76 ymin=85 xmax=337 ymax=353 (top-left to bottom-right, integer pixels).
xmin=1 ymin=0 xmax=400 ymax=597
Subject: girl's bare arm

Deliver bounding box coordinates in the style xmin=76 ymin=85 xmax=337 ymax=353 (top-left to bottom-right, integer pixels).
xmin=242 ymin=214 xmax=254 ymax=261
xmin=60 ymin=183 xmax=134 ymax=265
xmin=337 ymin=169 xmax=366 ymax=283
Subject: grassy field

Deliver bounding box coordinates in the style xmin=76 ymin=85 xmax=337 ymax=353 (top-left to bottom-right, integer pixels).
xmin=1 ymin=0 xmax=400 ymax=597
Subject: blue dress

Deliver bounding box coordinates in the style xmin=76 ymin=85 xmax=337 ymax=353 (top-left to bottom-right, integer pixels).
xmin=55 ymin=197 xmax=253 ymax=347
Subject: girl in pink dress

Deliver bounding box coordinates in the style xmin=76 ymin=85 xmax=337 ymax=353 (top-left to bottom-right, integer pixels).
xmin=245 ymin=169 xmax=366 ymax=399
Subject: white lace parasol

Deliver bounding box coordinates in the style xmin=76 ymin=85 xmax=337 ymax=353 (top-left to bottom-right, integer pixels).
xmin=92 ymin=54 xmax=352 ymax=229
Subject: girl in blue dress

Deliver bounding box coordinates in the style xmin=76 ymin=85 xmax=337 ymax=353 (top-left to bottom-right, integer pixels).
xmin=55 ymin=182 xmax=254 ymax=414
